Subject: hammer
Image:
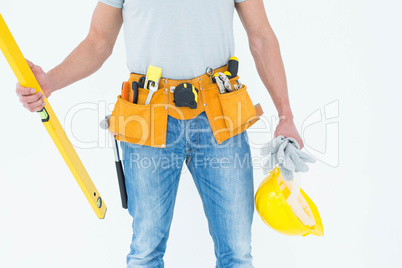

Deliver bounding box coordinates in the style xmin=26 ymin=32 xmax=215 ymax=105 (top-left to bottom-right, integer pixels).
xmin=100 ymin=115 xmax=128 ymax=209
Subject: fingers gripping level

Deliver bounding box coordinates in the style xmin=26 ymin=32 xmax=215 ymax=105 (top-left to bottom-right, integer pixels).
xmin=0 ymin=14 xmax=107 ymax=219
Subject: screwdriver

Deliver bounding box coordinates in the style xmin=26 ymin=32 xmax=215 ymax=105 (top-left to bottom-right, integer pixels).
xmin=226 ymin=56 xmax=239 ymax=79
xmin=121 ymin=81 xmax=130 ymax=101
xmin=138 ymin=76 xmax=146 ymax=88
xmin=131 ymin=81 xmax=139 ymax=103
xmin=211 ymin=56 xmax=239 ymax=83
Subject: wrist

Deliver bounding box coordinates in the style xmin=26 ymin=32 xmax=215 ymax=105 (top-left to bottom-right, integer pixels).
xmin=46 ymin=69 xmax=59 ymax=93
xmin=278 ymin=112 xmax=293 ymax=122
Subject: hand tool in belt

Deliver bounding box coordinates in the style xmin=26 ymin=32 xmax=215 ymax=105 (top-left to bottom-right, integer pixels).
xmin=144 ymin=66 xmax=162 ymax=105
xmin=206 ymin=56 xmax=242 ymax=93
xmin=121 ymin=81 xmax=130 ymax=101
xmin=131 ymin=81 xmax=139 ymax=103
xmin=0 ymin=14 xmax=106 ymax=218
xmin=137 ymin=76 xmax=146 ymax=88
xmin=172 ymin=83 xmax=199 ymax=109
xmin=226 ymin=56 xmax=239 ymax=78
xmin=215 ymin=72 xmax=233 ymax=94
xmin=100 ymin=116 xmax=127 ymax=209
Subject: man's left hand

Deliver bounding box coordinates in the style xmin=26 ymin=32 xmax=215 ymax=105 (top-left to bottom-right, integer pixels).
xmin=274 ymin=117 xmax=304 ymax=149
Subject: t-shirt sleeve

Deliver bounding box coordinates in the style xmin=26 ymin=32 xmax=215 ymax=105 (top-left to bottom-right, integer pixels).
xmin=98 ymin=0 xmax=124 ymax=8
xmin=234 ymin=0 xmax=248 ymax=3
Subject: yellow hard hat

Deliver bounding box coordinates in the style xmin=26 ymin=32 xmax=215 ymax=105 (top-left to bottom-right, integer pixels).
xmin=255 ymin=166 xmax=324 ymax=236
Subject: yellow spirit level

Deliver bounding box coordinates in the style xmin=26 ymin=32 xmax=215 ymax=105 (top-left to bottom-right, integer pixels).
xmin=0 ymin=14 xmax=107 ymax=219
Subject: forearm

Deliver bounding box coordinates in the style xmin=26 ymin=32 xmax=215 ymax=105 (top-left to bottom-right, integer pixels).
xmin=250 ymin=33 xmax=293 ymax=120
xmin=47 ymin=36 xmax=112 ymax=93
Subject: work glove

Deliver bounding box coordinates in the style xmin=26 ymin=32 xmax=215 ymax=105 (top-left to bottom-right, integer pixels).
xmin=261 ymin=135 xmax=316 ymax=181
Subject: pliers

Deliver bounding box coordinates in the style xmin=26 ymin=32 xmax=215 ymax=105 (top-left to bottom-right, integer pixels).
xmin=215 ymin=72 xmax=233 ymax=94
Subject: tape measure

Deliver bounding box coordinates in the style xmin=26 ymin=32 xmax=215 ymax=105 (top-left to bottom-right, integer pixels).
xmin=173 ymin=83 xmax=198 ymax=109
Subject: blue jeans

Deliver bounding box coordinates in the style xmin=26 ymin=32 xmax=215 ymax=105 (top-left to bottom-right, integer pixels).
xmin=120 ymin=111 xmax=254 ymax=268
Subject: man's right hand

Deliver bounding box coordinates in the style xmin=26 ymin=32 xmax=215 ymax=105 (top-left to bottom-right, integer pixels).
xmin=16 ymin=59 xmax=53 ymax=112
xmin=15 ymin=2 xmax=122 ymax=113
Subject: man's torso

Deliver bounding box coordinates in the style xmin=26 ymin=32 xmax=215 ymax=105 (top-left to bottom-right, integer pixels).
xmin=100 ymin=0 xmax=245 ymax=79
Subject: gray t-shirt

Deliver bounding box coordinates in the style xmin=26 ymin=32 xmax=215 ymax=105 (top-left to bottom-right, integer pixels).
xmin=99 ymin=0 xmax=247 ymax=79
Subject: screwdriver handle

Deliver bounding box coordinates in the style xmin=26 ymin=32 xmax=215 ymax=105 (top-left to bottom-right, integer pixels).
xmin=227 ymin=56 xmax=239 ymax=79
xmin=121 ymin=82 xmax=130 ymax=101
xmin=138 ymin=76 xmax=146 ymax=88
xmin=132 ymin=81 xmax=139 ymax=104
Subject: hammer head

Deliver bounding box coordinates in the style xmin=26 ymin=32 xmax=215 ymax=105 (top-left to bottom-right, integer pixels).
xmin=99 ymin=115 xmax=111 ymax=130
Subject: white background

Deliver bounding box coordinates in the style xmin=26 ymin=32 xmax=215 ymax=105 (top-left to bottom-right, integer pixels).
xmin=0 ymin=0 xmax=401 ymax=267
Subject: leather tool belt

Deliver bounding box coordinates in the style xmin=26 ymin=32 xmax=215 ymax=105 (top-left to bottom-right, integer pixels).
xmin=108 ymin=64 xmax=264 ymax=148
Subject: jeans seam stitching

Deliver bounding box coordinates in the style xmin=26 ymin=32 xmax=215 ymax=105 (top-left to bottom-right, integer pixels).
xmin=187 ymin=158 xmax=222 ymax=268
